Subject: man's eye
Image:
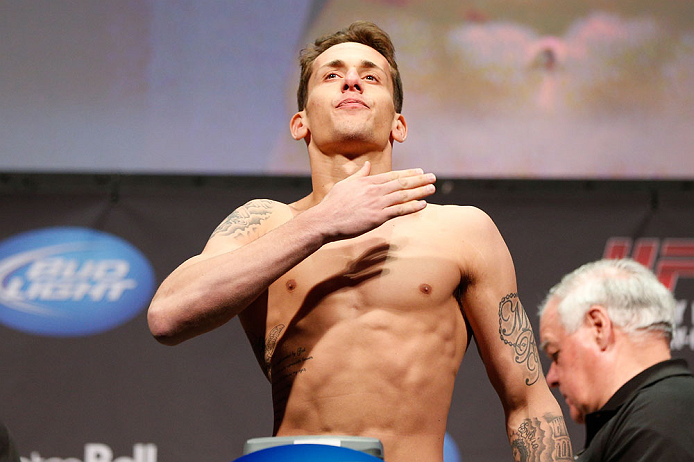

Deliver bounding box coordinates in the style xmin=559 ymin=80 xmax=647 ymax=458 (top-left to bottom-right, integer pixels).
xmin=551 ymin=351 xmax=560 ymax=363
xmin=326 ymin=73 xmax=339 ymax=79
xmin=364 ymin=75 xmax=377 ymax=81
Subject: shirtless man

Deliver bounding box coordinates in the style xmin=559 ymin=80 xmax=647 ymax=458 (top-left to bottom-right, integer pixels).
xmin=147 ymin=21 xmax=571 ymax=462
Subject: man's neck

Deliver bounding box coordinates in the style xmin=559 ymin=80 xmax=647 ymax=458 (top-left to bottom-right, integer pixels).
xmin=306 ymin=149 xmax=393 ymax=205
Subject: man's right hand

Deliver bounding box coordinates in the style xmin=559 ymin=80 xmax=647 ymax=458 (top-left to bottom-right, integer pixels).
xmin=308 ymin=161 xmax=436 ymax=242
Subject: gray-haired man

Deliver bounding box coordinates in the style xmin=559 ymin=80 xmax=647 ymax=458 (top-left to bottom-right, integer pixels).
xmin=539 ymin=258 xmax=694 ymax=461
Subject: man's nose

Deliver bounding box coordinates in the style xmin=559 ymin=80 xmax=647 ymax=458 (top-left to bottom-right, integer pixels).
xmin=546 ymin=363 xmax=559 ymax=388
xmin=343 ymin=68 xmax=362 ymax=93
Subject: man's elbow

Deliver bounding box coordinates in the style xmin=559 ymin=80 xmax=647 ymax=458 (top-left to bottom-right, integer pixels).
xmin=147 ymin=305 xmax=185 ymax=346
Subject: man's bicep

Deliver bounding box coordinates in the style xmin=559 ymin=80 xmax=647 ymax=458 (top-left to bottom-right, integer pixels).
xmin=464 ymin=284 xmax=542 ymax=399
xmin=459 ymin=214 xmax=541 ymax=401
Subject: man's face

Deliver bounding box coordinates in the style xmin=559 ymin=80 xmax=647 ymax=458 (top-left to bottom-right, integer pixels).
xmin=540 ymin=301 xmax=601 ymax=424
xmin=300 ymin=42 xmax=403 ymax=154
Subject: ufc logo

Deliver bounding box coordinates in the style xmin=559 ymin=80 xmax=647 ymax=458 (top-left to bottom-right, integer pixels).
xmin=603 ymin=238 xmax=694 ymax=292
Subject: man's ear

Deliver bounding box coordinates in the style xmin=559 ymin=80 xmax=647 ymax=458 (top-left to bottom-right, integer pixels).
xmin=585 ymin=305 xmax=613 ymax=351
xmin=290 ymin=111 xmax=309 ymax=141
xmin=391 ymin=113 xmax=407 ymax=143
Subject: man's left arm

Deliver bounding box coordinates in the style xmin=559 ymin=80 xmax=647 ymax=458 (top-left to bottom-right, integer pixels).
xmin=457 ymin=207 xmax=573 ymax=461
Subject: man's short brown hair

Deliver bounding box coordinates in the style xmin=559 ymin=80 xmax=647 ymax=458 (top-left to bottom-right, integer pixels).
xmin=297 ymin=21 xmax=403 ymax=113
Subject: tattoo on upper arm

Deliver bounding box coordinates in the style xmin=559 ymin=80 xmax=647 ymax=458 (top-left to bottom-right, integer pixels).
xmin=210 ymin=199 xmax=275 ymax=238
xmin=509 ymin=414 xmax=572 ymax=462
xmin=498 ymin=293 xmax=541 ymax=386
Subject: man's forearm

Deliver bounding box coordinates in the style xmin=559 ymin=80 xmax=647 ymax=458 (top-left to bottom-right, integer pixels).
xmin=147 ymin=210 xmax=328 ymax=345
xmin=508 ymin=412 xmax=573 ymax=462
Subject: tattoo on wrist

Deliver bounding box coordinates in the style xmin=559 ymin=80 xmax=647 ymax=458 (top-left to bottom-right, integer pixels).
xmin=510 ymin=414 xmax=572 ymax=461
xmin=511 ymin=417 xmax=545 ymax=462
xmin=211 ymin=199 xmax=275 ymax=238
xmin=498 ymin=293 xmax=541 ymax=386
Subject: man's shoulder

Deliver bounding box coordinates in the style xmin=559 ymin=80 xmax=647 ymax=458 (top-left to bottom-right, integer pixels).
xmin=591 ymin=374 xmax=694 ymax=461
xmin=208 ymin=198 xmax=293 ymax=241
xmin=582 ymin=370 xmax=694 ymax=461
xmin=611 ymin=369 xmax=694 ymax=433
xmin=415 ymin=205 xmax=511 ymax=262
xmin=426 ymin=203 xmax=493 ymax=221
xmin=425 ymin=204 xmax=500 ymax=233
xmin=634 ymin=367 xmax=694 ymax=407
xmin=238 ymin=198 xmax=297 ymax=227
xmin=243 ymin=197 xmax=296 ymax=214
xmin=240 ymin=198 xmax=291 ymax=211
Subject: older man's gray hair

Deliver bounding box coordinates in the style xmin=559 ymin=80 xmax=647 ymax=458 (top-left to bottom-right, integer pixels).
xmin=539 ymin=258 xmax=676 ymax=339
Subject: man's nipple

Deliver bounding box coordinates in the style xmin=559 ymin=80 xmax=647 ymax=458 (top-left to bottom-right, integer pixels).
xmin=286 ymin=279 xmax=297 ymax=292
xmin=419 ymin=283 xmax=432 ymax=295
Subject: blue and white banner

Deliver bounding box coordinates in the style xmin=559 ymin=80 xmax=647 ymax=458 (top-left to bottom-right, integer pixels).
xmin=0 ymin=227 xmax=155 ymax=337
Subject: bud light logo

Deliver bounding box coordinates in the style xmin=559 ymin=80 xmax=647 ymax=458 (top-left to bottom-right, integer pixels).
xmin=0 ymin=227 xmax=155 ymax=336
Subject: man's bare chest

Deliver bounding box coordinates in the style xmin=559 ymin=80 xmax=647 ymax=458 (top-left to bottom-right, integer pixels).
xmin=237 ymin=209 xmax=474 ymax=382
xmin=268 ymin=223 xmax=462 ymax=322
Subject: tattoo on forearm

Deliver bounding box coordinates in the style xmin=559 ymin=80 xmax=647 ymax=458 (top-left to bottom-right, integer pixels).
xmin=498 ymin=293 xmax=541 ymax=386
xmin=546 ymin=415 xmax=572 ymax=461
xmin=511 ymin=417 xmax=546 ymax=462
xmin=210 ymin=199 xmax=275 ymax=238
xmin=510 ymin=414 xmax=572 ymax=462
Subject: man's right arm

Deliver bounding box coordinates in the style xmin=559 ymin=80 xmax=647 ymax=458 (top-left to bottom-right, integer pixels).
xmin=147 ymin=162 xmax=436 ymax=345
xmin=147 ymin=198 xmax=325 ymax=345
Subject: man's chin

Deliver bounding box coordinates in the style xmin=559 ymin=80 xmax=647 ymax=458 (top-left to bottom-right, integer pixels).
xmin=328 ymin=133 xmax=383 ymax=154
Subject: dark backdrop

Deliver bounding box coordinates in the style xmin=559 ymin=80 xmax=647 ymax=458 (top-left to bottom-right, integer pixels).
xmin=1 ymin=174 xmax=693 ymax=461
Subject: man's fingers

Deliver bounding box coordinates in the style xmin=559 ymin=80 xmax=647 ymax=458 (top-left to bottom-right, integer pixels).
xmin=381 ymin=173 xmax=436 ymax=195
xmin=385 ymin=183 xmax=436 ymax=205
xmin=385 ymin=200 xmax=428 ymax=218
xmin=369 ymin=168 xmax=426 ymax=184
xmin=349 ymin=161 xmax=371 ymax=179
